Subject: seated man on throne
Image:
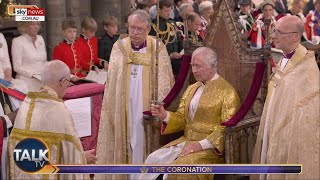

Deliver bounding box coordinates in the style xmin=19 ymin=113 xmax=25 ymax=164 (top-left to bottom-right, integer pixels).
xmin=139 ymin=47 xmax=240 ymax=180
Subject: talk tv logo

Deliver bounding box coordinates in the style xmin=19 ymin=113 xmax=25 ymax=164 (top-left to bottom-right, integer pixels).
xmin=14 ymin=138 xmax=50 ymax=173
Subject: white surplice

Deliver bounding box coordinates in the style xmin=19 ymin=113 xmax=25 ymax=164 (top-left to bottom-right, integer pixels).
xmin=259 ymin=57 xmax=289 ymax=180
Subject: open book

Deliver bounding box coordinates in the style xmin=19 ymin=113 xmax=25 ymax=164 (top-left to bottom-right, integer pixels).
xmin=64 ymin=97 xmax=92 ymax=138
xmin=85 ymin=70 xmax=108 ymax=84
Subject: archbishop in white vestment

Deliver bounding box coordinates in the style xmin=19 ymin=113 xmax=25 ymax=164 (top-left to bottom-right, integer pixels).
xmin=96 ymin=10 xmax=174 ymax=180
xmin=252 ymin=16 xmax=320 ymax=180
xmin=7 ymin=61 xmax=89 ymax=180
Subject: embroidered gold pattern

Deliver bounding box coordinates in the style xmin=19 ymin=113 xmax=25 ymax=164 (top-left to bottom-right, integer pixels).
xmin=25 ymin=98 xmax=36 ymax=130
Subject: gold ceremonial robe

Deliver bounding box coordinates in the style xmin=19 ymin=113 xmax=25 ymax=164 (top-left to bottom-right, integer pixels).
xmin=96 ymin=35 xmax=174 ymax=179
xmin=252 ymin=45 xmax=320 ymax=180
xmin=7 ymin=86 xmax=88 ymax=180
xmin=162 ymin=77 xmax=240 ymax=180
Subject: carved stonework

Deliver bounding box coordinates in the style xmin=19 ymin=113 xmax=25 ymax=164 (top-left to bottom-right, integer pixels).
xmin=224 ymin=116 xmax=260 ymax=164
xmin=205 ymin=0 xmax=268 ymax=119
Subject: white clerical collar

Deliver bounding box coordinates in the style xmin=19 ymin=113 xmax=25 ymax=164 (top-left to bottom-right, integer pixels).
xmin=201 ymin=73 xmax=219 ymax=86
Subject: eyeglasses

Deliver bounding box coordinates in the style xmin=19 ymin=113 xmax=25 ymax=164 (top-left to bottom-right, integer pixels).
xmin=128 ymin=26 xmax=147 ymax=34
xmin=59 ymin=77 xmax=72 ymax=86
xmin=272 ymin=29 xmax=299 ymax=35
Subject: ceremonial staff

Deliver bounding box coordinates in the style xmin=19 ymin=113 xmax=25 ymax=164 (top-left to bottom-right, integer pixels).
xmin=152 ymin=0 xmax=161 ymax=107
xmin=184 ymin=12 xmax=189 ymax=50
xmin=145 ymin=0 xmax=163 ymax=156
xmin=151 ymin=0 xmax=164 ymax=116
xmin=263 ymin=18 xmax=272 ymax=80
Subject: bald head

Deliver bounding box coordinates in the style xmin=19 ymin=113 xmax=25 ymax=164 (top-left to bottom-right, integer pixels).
xmin=277 ymin=16 xmax=304 ymax=35
xmin=273 ymin=16 xmax=303 ymax=53
xmin=41 ymin=60 xmax=70 ymax=85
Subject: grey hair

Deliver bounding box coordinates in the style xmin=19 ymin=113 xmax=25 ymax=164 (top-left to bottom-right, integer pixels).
xmin=192 ymin=47 xmax=218 ymax=68
xmin=128 ymin=9 xmax=152 ymax=27
xmin=17 ymin=21 xmax=41 ymax=34
xmin=179 ymin=3 xmax=192 ymax=18
xmin=199 ymin=1 xmax=213 ymax=15
xmin=41 ymin=60 xmax=70 ymax=85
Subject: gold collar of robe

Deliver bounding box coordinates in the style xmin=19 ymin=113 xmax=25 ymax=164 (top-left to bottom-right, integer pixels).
xmin=122 ymin=36 xmax=154 ymax=66
xmin=267 ymin=44 xmax=308 ymax=100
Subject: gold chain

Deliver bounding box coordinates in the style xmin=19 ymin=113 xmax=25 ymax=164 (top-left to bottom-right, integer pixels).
xmin=152 ymin=22 xmax=177 ymax=46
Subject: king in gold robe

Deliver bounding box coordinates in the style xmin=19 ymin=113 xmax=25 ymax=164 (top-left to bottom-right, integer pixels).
xmin=96 ymin=34 xmax=174 ymax=179
xmin=140 ymin=73 xmax=240 ymax=180
xmin=252 ymin=44 xmax=320 ymax=180
xmin=7 ymin=86 xmax=88 ymax=180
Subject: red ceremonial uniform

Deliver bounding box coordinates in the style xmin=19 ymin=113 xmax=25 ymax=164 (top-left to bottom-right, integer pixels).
xmin=53 ymin=39 xmax=86 ymax=77
xmin=77 ymin=34 xmax=103 ymax=73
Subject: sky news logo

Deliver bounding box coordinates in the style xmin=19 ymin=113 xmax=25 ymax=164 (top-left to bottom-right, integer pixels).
xmin=14 ymin=138 xmax=50 ymax=173
xmin=7 ymin=5 xmax=45 ymax=21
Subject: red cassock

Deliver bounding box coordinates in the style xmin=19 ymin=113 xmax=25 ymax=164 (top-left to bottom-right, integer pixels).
xmin=77 ymin=35 xmax=101 ymax=73
xmin=53 ymin=40 xmax=86 ymax=77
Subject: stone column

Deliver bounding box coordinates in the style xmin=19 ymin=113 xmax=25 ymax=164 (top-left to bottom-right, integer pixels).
xmin=44 ymin=0 xmax=66 ymax=60
xmin=91 ymin=0 xmax=130 ymax=36
xmin=120 ymin=0 xmax=131 ymax=33
xmin=66 ymin=0 xmax=81 ymax=35
xmin=79 ymin=0 xmax=91 ymax=25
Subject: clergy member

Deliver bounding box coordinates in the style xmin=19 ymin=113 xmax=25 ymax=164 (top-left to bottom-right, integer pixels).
xmin=96 ymin=10 xmax=174 ymax=180
xmin=252 ymin=16 xmax=320 ymax=180
xmin=139 ymin=47 xmax=240 ymax=180
xmin=7 ymin=61 xmax=94 ymax=179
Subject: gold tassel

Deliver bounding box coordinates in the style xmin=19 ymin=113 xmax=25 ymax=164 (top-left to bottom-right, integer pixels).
xmin=1 ymin=86 xmax=11 ymax=114
xmin=3 ymin=103 xmax=11 ymax=114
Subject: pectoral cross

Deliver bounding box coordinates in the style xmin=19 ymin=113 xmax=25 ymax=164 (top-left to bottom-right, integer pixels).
xmin=131 ymin=66 xmax=138 ymax=78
